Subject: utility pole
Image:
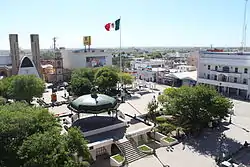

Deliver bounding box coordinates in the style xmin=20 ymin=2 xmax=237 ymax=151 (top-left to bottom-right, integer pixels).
xmin=241 ymin=0 xmax=248 ymax=52
xmin=52 ymin=37 xmax=57 ymax=51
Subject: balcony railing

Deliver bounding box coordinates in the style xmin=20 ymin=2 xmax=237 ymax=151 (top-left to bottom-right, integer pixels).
xmin=210 ymin=69 xmax=242 ymax=74
xmin=200 ymin=77 xmax=247 ymax=85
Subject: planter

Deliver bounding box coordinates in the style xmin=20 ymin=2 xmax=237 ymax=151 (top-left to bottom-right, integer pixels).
xmin=137 ymin=144 xmax=153 ymax=154
xmin=110 ymin=154 xmax=125 ymax=167
xmin=160 ymin=136 xmax=178 ymax=146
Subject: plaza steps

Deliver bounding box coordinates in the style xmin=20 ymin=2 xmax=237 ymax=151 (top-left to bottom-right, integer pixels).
xmin=117 ymin=138 xmax=148 ymax=163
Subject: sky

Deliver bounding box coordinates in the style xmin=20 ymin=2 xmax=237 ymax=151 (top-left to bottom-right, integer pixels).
xmin=0 ymin=0 xmax=248 ymax=49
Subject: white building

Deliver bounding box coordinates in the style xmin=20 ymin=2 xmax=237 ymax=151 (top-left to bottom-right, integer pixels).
xmin=130 ymin=59 xmax=165 ymax=70
xmin=175 ymin=65 xmax=196 ymax=72
xmin=61 ymin=49 xmax=112 ymax=69
xmin=197 ymin=51 xmax=250 ymax=99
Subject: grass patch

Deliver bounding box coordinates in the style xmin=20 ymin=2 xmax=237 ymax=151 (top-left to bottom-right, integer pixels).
xmin=138 ymin=145 xmax=151 ymax=152
xmin=112 ymin=154 xmax=124 ymax=163
xmin=163 ymin=136 xmax=176 ymax=143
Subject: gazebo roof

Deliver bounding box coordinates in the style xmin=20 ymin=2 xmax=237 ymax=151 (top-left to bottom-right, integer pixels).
xmin=68 ymin=94 xmax=119 ymax=114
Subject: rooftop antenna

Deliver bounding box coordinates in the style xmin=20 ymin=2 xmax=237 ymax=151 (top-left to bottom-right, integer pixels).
xmin=241 ymin=0 xmax=248 ymax=52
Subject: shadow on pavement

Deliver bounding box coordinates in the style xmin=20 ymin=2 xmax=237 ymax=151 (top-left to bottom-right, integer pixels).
xmin=185 ymin=123 xmax=243 ymax=158
xmin=90 ymin=154 xmax=111 ymax=167
xmin=128 ymin=96 xmax=141 ymax=100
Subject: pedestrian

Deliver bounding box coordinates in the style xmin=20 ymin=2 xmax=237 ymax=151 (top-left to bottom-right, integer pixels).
xmin=244 ymin=141 xmax=249 ymax=147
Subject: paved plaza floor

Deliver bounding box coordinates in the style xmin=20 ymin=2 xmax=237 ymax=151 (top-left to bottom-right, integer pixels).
xmin=42 ymin=83 xmax=250 ymax=167
xmin=128 ymin=155 xmax=163 ymax=167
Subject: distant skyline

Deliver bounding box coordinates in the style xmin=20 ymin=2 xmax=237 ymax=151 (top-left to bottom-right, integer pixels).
xmin=0 ymin=0 xmax=249 ymax=49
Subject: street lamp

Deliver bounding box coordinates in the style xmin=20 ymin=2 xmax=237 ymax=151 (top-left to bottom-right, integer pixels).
xmin=153 ymin=149 xmax=169 ymax=167
xmin=216 ymin=133 xmax=226 ymax=164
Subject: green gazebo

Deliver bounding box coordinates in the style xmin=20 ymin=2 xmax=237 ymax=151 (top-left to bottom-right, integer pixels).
xmin=68 ymin=93 xmax=120 ymax=114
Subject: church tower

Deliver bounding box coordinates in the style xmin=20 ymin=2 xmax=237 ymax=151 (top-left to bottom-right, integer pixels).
xmin=9 ymin=34 xmax=20 ymax=75
xmin=54 ymin=51 xmax=64 ymax=83
xmin=30 ymin=34 xmax=42 ymax=78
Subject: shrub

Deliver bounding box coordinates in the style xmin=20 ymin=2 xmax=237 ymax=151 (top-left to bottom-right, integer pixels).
xmin=156 ymin=116 xmax=166 ymax=123
xmin=0 ymin=97 xmax=6 ymax=105
xmin=157 ymin=123 xmax=176 ymax=135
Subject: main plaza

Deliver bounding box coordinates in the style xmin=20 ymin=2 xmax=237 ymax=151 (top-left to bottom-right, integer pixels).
xmin=41 ymin=82 xmax=250 ymax=167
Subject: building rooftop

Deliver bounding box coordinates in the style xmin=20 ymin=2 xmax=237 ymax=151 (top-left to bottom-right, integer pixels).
xmin=69 ymin=94 xmax=118 ymax=113
xmin=71 ymin=48 xmax=106 ymax=53
xmin=152 ymin=67 xmax=168 ymax=72
xmin=166 ymin=71 xmax=197 ymax=81
xmin=85 ymin=127 xmax=126 ymax=143
xmin=72 ymin=116 xmax=123 ymax=133
xmin=201 ymin=51 xmax=250 ymax=55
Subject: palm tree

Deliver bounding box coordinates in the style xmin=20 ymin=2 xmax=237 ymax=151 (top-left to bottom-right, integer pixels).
xmin=147 ymin=100 xmax=158 ymax=124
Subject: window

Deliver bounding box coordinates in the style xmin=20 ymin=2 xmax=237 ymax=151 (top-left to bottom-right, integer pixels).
xmin=234 ymin=77 xmax=237 ymax=83
xmin=207 ymin=74 xmax=210 ymax=79
xmin=20 ymin=57 xmax=34 ymax=68
xmin=215 ymin=66 xmax=218 ymax=71
xmin=222 ymin=66 xmax=230 ymax=72
xmin=57 ymin=61 xmax=61 ymax=67
xmin=243 ymin=78 xmax=247 ymax=84
xmin=208 ymin=65 xmax=210 ymax=70
xmin=214 ymin=75 xmax=217 ymax=80
xmin=244 ymin=68 xmax=248 ymax=74
xmin=235 ymin=67 xmax=238 ymax=73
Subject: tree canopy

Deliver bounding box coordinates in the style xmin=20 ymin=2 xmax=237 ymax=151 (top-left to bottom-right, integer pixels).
xmin=119 ymin=72 xmax=134 ymax=86
xmin=158 ymin=85 xmax=233 ymax=132
xmin=0 ymin=102 xmax=90 ymax=167
xmin=70 ymin=67 xmax=135 ymax=96
xmin=69 ymin=68 xmax=96 ymax=96
xmin=95 ymin=67 xmax=119 ymax=91
xmin=0 ymin=75 xmax=45 ymax=103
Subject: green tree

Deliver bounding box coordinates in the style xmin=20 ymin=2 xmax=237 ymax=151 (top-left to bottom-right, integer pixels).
xmin=0 ymin=96 xmax=6 ymax=105
xmin=8 ymin=75 xmax=45 ymax=103
xmin=71 ymin=68 xmax=95 ymax=83
xmin=119 ymin=72 xmax=134 ymax=86
xmin=0 ymin=102 xmax=90 ymax=167
xmin=147 ymin=100 xmax=159 ymax=123
xmin=18 ymin=128 xmax=90 ymax=167
xmin=41 ymin=51 xmax=55 ymax=60
xmin=70 ymin=77 xmax=92 ymax=96
xmin=95 ymin=67 xmax=119 ymax=92
xmin=112 ymin=57 xmax=132 ymax=70
xmin=0 ymin=102 xmax=59 ymax=166
xmin=70 ymin=68 xmax=95 ymax=96
xmin=158 ymin=85 xmax=233 ymax=132
xmin=0 ymin=76 xmax=14 ymax=99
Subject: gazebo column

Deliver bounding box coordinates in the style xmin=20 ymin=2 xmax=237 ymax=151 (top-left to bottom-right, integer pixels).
xmin=105 ymin=145 xmax=112 ymax=155
xmin=89 ymin=149 xmax=97 ymax=161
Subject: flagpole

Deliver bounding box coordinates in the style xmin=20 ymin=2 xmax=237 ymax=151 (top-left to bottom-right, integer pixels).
xmin=119 ymin=16 xmax=124 ymax=100
xmin=119 ymin=16 xmax=122 ymax=72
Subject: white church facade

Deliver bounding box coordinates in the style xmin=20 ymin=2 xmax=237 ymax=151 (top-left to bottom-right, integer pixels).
xmin=0 ymin=34 xmax=42 ymax=79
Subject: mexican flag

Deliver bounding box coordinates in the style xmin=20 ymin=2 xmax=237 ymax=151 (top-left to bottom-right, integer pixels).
xmin=105 ymin=18 xmax=120 ymax=31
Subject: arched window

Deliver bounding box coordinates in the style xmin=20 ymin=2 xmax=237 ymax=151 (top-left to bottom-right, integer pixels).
xmin=57 ymin=61 xmax=61 ymax=67
xmin=20 ymin=57 xmax=34 ymax=68
xmin=222 ymin=66 xmax=229 ymax=73
xmin=0 ymin=71 xmax=7 ymax=76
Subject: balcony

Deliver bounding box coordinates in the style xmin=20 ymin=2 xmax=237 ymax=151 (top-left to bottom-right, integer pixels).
xmin=198 ymin=78 xmax=248 ymax=90
xmin=210 ymin=69 xmax=242 ymax=77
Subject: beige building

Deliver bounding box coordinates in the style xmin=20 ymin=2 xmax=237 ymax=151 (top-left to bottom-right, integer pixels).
xmin=187 ymin=51 xmax=198 ymax=67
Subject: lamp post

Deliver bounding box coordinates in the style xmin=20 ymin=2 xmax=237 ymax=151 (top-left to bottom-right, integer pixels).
xmin=153 ymin=149 xmax=169 ymax=167
xmin=216 ymin=133 xmax=226 ymax=164
xmin=229 ymin=109 xmax=233 ymax=124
